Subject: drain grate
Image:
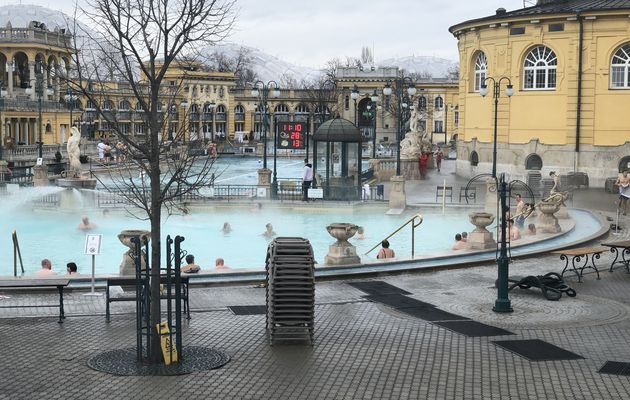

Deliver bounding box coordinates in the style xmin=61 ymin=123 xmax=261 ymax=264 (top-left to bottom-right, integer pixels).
xmin=599 ymin=361 xmax=630 ymax=376
xmin=228 ymin=305 xmax=267 ymax=315
xmin=494 ymin=339 xmax=584 ymax=361
xmin=434 ymin=320 xmax=514 ymax=337
xmin=347 ymin=281 xmax=411 ymax=296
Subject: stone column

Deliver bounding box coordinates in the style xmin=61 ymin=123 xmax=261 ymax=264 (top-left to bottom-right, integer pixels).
xmin=7 ymin=59 xmax=13 ymax=95
xmin=29 ymin=62 xmax=36 ymax=100
xmin=388 ymin=175 xmax=406 ymax=210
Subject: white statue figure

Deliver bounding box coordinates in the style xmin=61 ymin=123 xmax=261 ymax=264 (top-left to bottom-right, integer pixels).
xmin=409 ymin=107 xmax=419 ymax=133
xmin=67 ymin=126 xmax=82 ymax=178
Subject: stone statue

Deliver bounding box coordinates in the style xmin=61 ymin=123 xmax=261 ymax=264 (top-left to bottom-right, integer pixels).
xmin=400 ymin=106 xmax=432 ymax=159
xmin=67 ymin=126 xmax=81 ymax=178
xmin=409 ymin=107 xmax=419 ymax=133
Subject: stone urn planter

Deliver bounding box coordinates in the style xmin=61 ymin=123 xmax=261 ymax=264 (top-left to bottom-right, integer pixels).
xmin=537 ymin=202 xmax=562 ymax=233
xmin=324 ymin=223 xmax=361 ymax=265
xmin=468 ymin=212 xmax=496 ymax=250
xmin=118 ymin=229 xmax=151 ymax=275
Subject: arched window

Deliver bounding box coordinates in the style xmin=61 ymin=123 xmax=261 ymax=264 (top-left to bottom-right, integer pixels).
xmin=470 ymin=151 xmax=479 ymax=167
xmin=118 ymin=100 xmax=130 ymax=110
xmin=434 ymin=96 xmax=444 ymax=110
xmin=103 ymin=100 xmax=114 ymax=110
xmin=203 ymin=103 xmax=215 ymax=113
xmin=525 ymin=153 xmax=543 ymax=170
xmin=473 ymin=52 xmax=487 ymax=92
xmin=255 ymin=104 xmax=265 ymax=114
xmin=295 ymin=104 xmax=309 ymax=114
xmin=190 ymin=104 xmax=199 ymax=114
xmin=418 ymin=96 xmax=427 ymax=110
xmin=315 ymin=105 xmax=330 ymax=116
xmin=524 ymin=45 xmax=557 ymax=90
xmin=611 ymin=43 xmax=630 ymax=88
xmin=216 ymin=104 xmax=226 ymax=114
xmin=234 ymin=104 xmax=245 ymax=114
xmin=86 ymin=99 xmax=97 ymax=110
xmin=135 ymin=102 xmax=144 ymax=112
xmin=274 ymin=104 xmax=289 ymax=113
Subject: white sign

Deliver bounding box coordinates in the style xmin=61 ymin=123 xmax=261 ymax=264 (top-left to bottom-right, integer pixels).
xmin=257 ymin=187 xmax=268 ymax=198
xmin=84 ymin=234 xmax=102 ymax=255
xmin=308 ymin=188 xmax=324 ymax=199
xmin=36 ymin=157 xmax=43 ymax=166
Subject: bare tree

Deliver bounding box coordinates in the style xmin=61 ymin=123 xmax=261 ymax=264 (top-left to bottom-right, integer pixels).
xmin=301 ymin=76 xmax=340 ymax=128
xmin=68 ymin=0 xmax=235 ymax=363
xmin=206 ymin=45 xmax=257 ymax=87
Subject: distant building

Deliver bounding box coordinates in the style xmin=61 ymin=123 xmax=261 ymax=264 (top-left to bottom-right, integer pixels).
xmin=450 ymin=0 xmax=630 ymax=185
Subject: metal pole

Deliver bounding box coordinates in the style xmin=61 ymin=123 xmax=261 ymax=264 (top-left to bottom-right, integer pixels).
xmin=396 ymin=81 xmax=402 ymax=176
xmin=262 ymin=93 xmax=268 ymax=169
xmin=493 ymin=175 xmax=513 ymax=313
xmin=0 ymin=98 xmax=3 ymax=161
xmin=444 ymin=104 xmax=448 ymax=145
xmin=272 ymin=121 xmax=278 ymax=199
xmin=492 ymin=82 xmax=499 ymax=178
xmin=371 ymin=105 xmax=376 ymax=159
xmin=353 ymin=99 xmax=357 ymax=126
xmin=38 ymin=93 xmax=43 ymax=159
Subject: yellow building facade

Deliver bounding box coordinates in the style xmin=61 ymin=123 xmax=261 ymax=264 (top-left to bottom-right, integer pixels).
xmin=450 ymin=0 xmax=630 ymax=185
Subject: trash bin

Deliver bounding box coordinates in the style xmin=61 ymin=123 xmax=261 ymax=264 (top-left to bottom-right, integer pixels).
xmin=377 ymin=184 xmax=384 ymax=199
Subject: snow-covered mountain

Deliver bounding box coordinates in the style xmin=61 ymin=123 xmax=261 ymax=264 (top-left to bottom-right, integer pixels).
xmin=0 ymin=5 xmax=458 ymax=82
xmin=201 ymin=43 xmax=322 ymax=84
xmin=377 ymin=55 xmax=458 ymax=77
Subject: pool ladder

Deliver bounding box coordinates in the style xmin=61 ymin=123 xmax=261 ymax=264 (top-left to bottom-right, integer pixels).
xmin=365 ymin=214 xmax=424 ymax=258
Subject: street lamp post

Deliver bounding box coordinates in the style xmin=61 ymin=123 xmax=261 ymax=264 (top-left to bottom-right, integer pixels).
xmin=351 ymin=85 xmax=359 ymax=125
xmin=26 ymin=69 xmax=53 ymax=159
xmin=251 ymin=81 xmax=280 ymax=171
xmin=480 ymin=77 xmax=514 ymax=178
xmin=179 ymin=99 xmax=188 ymax=144
xmin=366 ymin=90 xmax=379 ymax=159
xmin=0 ymin=87 xmax=7 ymax=161
xmin=480 ymin=76 xmax=514 ymax=314
xmin=383 ymin=75 xmax=417 ymax=176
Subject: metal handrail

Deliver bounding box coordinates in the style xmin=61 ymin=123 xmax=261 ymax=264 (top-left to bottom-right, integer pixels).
xmin=365 ymin=213 xmax=423 ymax=258
xmin=12 ymin=230 xmax=25 ymax=277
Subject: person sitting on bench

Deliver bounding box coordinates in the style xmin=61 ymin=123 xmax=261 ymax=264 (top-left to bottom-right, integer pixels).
xmin=182 ymin=254 xmax=201 ymax=273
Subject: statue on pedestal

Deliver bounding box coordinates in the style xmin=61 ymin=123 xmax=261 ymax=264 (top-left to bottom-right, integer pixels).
xmin=400 ymin=107 xmax=432 ymax=159
xmin=67 ymin=126 xmax=82 ymax=178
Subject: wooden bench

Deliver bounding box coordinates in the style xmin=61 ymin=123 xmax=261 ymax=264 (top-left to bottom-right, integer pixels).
xmin=106 ymin=276 xmax=190 ymax=321
xmin=435 ymin=185 xmax=453 ymax=203
xmin=551 ymin=246 xmax=607 ymax=282
xmin=601 ymin=240 xmax=630 ymax=273
xmin=0 ymin=278 xmax=70 ymax=323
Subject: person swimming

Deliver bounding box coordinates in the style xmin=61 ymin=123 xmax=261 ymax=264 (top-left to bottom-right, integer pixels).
xmin=222 ymin=222 xmax=232 ymax=234
xmin=262 ymin=223 xmax=276 ymax=238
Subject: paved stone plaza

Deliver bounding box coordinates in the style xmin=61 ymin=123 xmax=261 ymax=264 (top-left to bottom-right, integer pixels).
xmin=2 ymin=244 xmax=630 ymax=399
xmin=2 ymin=160 xmax=630 ymax=399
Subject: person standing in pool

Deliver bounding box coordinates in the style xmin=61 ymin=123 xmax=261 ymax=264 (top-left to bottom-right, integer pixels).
xmin=263 ymin=223 xmax=276 ymax=238
xmin=377 ymin=240 xmax=395 ymax=259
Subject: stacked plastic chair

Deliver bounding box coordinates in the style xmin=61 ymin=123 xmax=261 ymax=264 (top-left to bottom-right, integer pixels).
xmin=265 ymin=237 xmax=315 ymax=345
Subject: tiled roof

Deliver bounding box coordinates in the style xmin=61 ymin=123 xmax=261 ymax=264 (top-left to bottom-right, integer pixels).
xmin=450 ymin=0 xmax=630 ymax=33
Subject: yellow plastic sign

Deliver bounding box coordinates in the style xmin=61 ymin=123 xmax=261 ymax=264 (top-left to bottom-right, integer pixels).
xmin=156 ymin=321 xmax=178 ymax=365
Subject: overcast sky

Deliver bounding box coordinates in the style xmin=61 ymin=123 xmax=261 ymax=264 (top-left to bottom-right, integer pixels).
xmin=13 ymin=0 xmax=528 ymax=67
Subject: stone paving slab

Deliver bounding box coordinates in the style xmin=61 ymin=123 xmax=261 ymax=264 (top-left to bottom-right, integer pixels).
xmin=2 ymin=236 xmax=630 ymax=399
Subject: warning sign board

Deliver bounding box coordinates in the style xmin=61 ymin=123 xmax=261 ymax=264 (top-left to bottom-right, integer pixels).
xmin=156 ymin=321 xmax=178 ymax=365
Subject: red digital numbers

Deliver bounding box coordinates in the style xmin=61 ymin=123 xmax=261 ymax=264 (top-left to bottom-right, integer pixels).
xmin=279 ymin=123 xmax=305 ymax=149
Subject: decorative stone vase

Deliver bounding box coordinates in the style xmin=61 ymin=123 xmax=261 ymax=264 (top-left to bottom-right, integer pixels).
xmin=537 ymin=201 xmax=561 ymax=233
xmin=324 ymin=223 xmax=361 ymax=265
xmin=468 ymin=212 xmax=496 ymax=249
xmin=118 ymin=230 xmax=151 ymax=275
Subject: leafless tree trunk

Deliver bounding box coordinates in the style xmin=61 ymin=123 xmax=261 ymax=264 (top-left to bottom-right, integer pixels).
xmin=67 ymin=0 xmax=235 ymax=363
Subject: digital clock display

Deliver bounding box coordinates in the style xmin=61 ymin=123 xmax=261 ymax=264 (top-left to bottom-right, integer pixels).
xmin=278 ymin=122 xmax=305 ymax=149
